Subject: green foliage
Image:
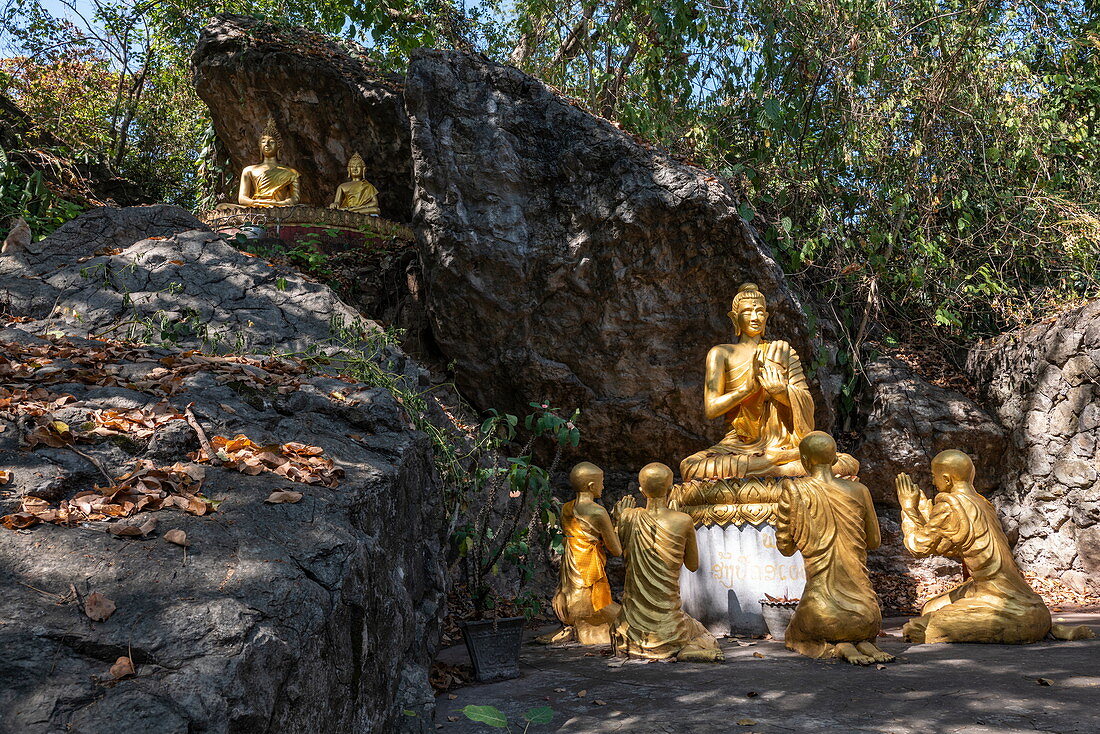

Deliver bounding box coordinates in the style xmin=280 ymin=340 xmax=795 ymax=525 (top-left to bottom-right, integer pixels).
xmin=462 ymin=704 xmax=554 ymax=732
xmin=0 ymin=164 xmax=83 ymax=237
xmin=457 ymin=401 xmax=580 ymax=618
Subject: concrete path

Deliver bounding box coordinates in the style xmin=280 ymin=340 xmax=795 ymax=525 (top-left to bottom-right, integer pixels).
xmin=435 ymin=614 xmax=1100 ymax=733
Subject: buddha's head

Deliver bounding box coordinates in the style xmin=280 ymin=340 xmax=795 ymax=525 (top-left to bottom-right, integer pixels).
xmin=799 ymin=431 xmax=837 ymax=469
xmin=570 ymin=461 xmax=604 ymax=497
xmin=347 ymin=152 xmax=366 ymax=181
xmin=931 ymin=449 xmax=976 ymax=493
xmin=729 ymin=282 xmax=768 ymax=339
xmin=638 ymin=462 xmax=674 ymax=499
xmin=259 ymin=117 xmax=282 ymax=160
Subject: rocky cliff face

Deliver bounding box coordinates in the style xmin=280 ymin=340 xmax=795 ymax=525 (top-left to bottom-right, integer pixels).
xmin=0 ymin=206 xmax=446 ymax=733
xmin=854 ymin=357 xmax=1006 ymax=504
xmin=193 ymin=15 xmax=413 ymax=220
xmin=405 ymin=49 xmax=836 ymax=471
xmin=968 ymin=301 xmax=1100 ymax=591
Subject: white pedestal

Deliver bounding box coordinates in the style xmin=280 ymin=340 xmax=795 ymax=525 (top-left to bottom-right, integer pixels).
xmin=680 ymin=522 xmax=805 ymax=636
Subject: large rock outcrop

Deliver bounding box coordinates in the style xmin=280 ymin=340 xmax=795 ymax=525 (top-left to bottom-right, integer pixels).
xmin=0 ymin=206 xmax=446 ymax=732
xmin=854 ymin=357 xmax=1006 ymax=503
xmin=193 ymin=15 xmax=413 ymax=219
xmin=406 ymin=50 xmax=835 ymax=471
xmin=968 ymin=301 xmax=1100 ymax=591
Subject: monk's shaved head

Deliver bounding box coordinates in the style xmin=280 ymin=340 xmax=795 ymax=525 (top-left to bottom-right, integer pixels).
xmin=570 ymin=461 xmax=604 ymax=495
xmin=638 ymin=462 xmax=674 ymax=498
xmin=931 ymin=450 xmax=976 ymax=488
xmin=799 ymin=431 xmax=838 ymax=468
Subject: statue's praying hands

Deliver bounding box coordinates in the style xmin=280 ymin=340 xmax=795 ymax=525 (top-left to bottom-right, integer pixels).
xmin=895 ymin=473 xmax=924 ymax=515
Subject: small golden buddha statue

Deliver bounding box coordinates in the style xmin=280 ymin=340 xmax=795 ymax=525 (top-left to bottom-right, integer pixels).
xmin=776 ymin=432 xmax=893 ymax=665
xmin=681 ymin=283 xmax=858 ymax=481
xmin=329 ymin=152 xmax=380 ymax=215
xmin=612 ymin=463 xmax=723 ymax=662
xmin=237 ymin=117 xmax=300 ymax=208
xmin=538 ymin=462 xmax=622 ymax=646
xmin=897 ymin=451 xmax=1094 ymax=644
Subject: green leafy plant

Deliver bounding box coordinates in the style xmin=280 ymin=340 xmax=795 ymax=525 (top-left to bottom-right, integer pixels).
xmin=455 ymin=401 xmax=579 ymax=619
xmin=462 ymin=704 xmax=553 ymax=732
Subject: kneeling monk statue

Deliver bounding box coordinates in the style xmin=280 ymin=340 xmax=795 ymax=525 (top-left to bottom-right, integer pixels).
xmin=776 ymin=432 xmax=893 ymax=664
xmin=897 ymin=450 xmax=1094 ymax=644
xmin=612 ymin=463 xmax=723 ymax=662
xmin=538 ymin=462 xmax=621 ymax=645
xmin=681 ymin=283 xmax=857 ymax=481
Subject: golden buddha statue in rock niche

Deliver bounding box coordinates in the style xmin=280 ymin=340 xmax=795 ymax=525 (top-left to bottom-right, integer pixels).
xmin=237 ymin=117 xmax=301 ymax=208
xmin=329 ymin=152 xmax=380 ymax=215
xmin=897 ymin=451 xmax=1094 ymax=644
xmin=681 ymin=283 xmax=858 ymax=481
xmin=612 ymin=463 xmax=723 ymax=662
xmin=538 ymin=462 xmax=621 ymax=646
xmin=776 ymin=432 xmax=893 ymax=665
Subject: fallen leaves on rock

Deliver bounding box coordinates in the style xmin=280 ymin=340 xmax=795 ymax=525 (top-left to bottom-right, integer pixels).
xmin=264 ymin=490 xmax=303 ymax=504
xmin=193 ymin=434 xmax=342 ymax=487
xmin=107 ymin=514 xmax=157 ymax=538
xmin=84 ymin=592 xmax=116 ymax=621
xmin=429 ymin=660 xmax=473 ymax=694
xmin=3 ymin=460 xmax=214 ymax=529
xmin=752 ymin=652 xmax=765 ymax=659
xmin=0 ymin=470 xmax=9 ymax=485
xmin=1037 ymin=677 xmax=1054 ymax=686
xmin=109 ymin=656 xmax=135 ymax=680
xmin=737 ymin=719 xmax=757 ymax=726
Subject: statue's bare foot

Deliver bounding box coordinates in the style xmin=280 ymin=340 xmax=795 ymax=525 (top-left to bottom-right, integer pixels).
xmin=676 ymin=646 xmax=724 ymax=663
xmin=535 ymin=626 xmax=575 ymax=645
xmin=834 ymin=642 xmax=874 ymax=665
xmin=856 ymin=641 xmax=895 ymax=663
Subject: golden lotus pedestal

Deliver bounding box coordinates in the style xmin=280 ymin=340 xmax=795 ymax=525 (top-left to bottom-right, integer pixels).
xmin=671 ymin=477 xmax=806 ymax=636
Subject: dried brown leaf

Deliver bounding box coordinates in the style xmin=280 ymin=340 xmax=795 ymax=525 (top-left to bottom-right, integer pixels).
xmin=264 ymin=490 xmax=303 ymax=504
xmin=84 ymin=592 xmax=116 ymax=621
xmin=164 ymin=529 xmax=189 ymax=547
xmin=109 ymin=656 xmax=135 ymax=679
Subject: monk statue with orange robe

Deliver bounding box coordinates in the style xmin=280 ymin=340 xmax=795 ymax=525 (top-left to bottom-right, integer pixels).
xmin=612 ymin=463 xmax=723 ymax=662
xmin=776 ymin=431 xmax=894 ymax=664
xmin=538 ymin=462 xmax=621 ymax=645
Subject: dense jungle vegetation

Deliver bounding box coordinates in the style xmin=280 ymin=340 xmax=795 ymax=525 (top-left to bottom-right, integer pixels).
xmin=1 ymin=0 xmax=1098 ymax=346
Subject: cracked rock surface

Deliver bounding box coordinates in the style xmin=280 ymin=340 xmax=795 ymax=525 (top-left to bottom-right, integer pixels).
xmin=968 ymin=301 xmax=1100 ymax=591
xmin=854 ymin=357 xmax=1006 ymax=505
xmin=0 ymin=206 xmax=446 ymax=733
xmin=406 ymin=49 xmax=837 ymax=472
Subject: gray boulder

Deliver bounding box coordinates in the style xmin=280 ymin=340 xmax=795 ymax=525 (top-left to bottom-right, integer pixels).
xmin=406 ymin=49 xmax=836 ymax=472
xmin=855 ymin=357 xmax=1006 ymax=504
xmin=968 ymin=300 xmax=1100 ymax=590
xmin=0 ymin=206 xmax=446 ymax=732
xmin=193 ymin=15 xmax=412 ymax=219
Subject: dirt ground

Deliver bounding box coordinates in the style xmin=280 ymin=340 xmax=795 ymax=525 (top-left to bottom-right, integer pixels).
xmin=433 ymin=613 xmax=1100 ymax=733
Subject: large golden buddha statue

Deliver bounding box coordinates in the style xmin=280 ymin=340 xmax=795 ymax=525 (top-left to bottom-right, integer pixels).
xmin=681 ymin=283 xmax=857 ymax=482
xmin=237 ymin=117 xmax=300 ymax=208
xmin=329 ymin=152 xmax=380 ymax=215
xmin=672 ymin=284 xmax=858 ymax=528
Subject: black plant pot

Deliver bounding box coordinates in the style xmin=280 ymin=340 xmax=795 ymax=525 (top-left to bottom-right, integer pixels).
xmin=461 ymin=616 xmax=525 ymax=682
xmin=760 ymin=600 xmax=799 ymax=641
